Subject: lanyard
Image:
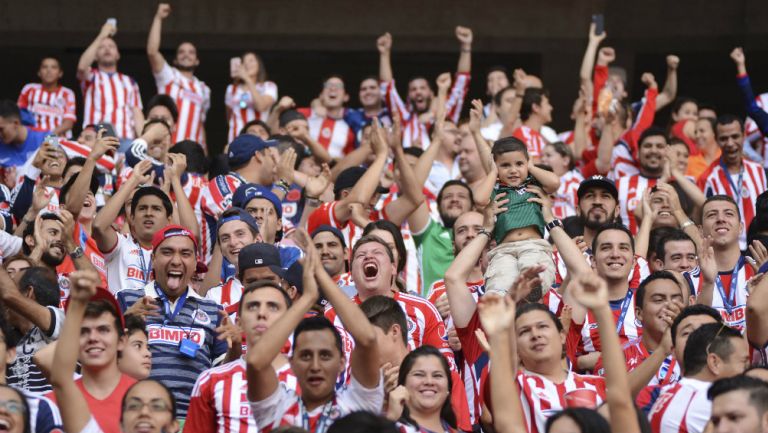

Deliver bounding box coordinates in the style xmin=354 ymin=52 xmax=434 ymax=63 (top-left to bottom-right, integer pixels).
xmin=715 ymin=256 xmax=744 ymax=314
xmin=614 ymin=289 xmax=634 ymax=334
xmin=155 ymin=282 xmax=188 ymax=323
xmin=721 ymin=160 xmax=744 ymax=203
xmin=136 ymin=238 xmax=152 ymax=284
xmin=300 ymin=397 xmax=335 ymax=433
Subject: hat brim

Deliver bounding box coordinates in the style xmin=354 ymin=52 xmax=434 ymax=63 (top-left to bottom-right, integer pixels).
xmin=577 ymin=179 xmax=618 ymax=200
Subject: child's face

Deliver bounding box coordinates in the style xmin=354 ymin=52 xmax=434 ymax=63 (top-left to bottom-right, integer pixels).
xmin=495 ymin=150 xmax=529 ymax=186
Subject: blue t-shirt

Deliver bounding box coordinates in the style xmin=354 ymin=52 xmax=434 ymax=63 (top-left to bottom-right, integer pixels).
xmin=0 ymin=127 xmax=48 ymax=167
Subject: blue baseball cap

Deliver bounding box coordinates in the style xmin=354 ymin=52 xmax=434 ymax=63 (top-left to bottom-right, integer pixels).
xmin=232 ymin=183 xmax=283 ymax=218
xmin=238 ymin=243 xmax=285 ymax=280
xmin=227 ymin=134 xmax=278 ymax=166
xmin=217 ymin=207 xmax=260 ymax=238
xmin=311 ymin=224 xmax=347 ymax=248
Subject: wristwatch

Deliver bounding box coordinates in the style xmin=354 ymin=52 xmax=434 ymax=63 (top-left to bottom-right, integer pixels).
xmin=69 ymin=246 xmax=84 ymax=260
xmin=546 ymin=219 xmax=563 ymax=232
xmin=477 ymin=229 xmax=493 ymax=241
xmin=680 ymin=220 xmax=695 ymax=230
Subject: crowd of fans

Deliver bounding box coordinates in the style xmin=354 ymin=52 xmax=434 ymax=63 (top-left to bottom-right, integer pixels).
xmin=2 ymin=4 xmax=768 ymax=433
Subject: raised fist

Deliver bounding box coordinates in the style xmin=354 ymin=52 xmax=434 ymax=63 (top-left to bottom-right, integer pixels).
xmin=666 ymin=55 xmax=679 ymax=69
xmin=730 ymin=47 xmax=745 ymax=65
xmin=156 ymin=3 xmax=171 ymax=19
xmin=455 ymin=26 xmax=473 ymax=46
xmin=641 ymin=72 xmax=657 ymax=89
xmin=377 ymin=32 xmax=392 ymax=54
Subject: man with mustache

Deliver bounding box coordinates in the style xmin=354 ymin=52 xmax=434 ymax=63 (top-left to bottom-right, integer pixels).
xmin=700 ymin=115 xmax=767 ymax=250
xmin=147 ymin=3 xmax=210 ymax=146
xmin=311 ymin=225 xmax=354 ymax=295
xmin=377 ymin=27 xmax=473 ymax=149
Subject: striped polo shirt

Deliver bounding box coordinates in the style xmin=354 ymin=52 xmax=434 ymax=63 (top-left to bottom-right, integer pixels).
xmin=117 ymin=282 xmax=227 ymax=419
xmin=491 ymin=176 xmax=546 ymax=243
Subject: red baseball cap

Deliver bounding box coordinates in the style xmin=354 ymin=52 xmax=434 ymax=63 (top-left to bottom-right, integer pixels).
xmin=151 ymin=225 xmax=199 ymax=252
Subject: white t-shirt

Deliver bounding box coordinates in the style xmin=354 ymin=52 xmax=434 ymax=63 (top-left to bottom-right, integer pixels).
xmin=101 ymin=233 xmax=153 ymax=295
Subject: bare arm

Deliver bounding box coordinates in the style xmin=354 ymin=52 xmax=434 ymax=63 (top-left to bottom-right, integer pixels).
xmin=383 ymin=132 xmax=425 ymax=226
xmin=574 ymin=273 xmax=641 ymax=433
xmin=455 ymin=26 xmax=472 ymax=74
xmin=0 ymin=265 xmax=53 ymax=334
xmin=168 ymin=154 xmax=200 ymax=241
xmin=266 ymin=96 xmax=294 ymax=136
xmin=66 ymin=132 xmax=119 ymax=218
xmin=200 ymin=244 xmax=223 ymax=293
xmin=92 ymin=159 xmax=152 ymax=253
xmin=627 ymin=301 xmax=679 ymax=397
xmin=329 ymin=142 xmax=371 ymax=181
xmin=571 ymin=83 xmax=592 ymax=161
xmin=655 ymin=56 xmax=679 ymax=111
xmin=78 ymin=23 xmax=115 ymax=81
xmin=594 ymin=114 xmax=618 ymax=174
xmin=529 ymin=163 xmax=560 ymax=194
xmin=469 ymin=99 xmax=493 ymax=174
xmin=377 ymin=32 xmax=393 ymax=83
xmin=579 ymin=23 xmax=607 ymax=84
xmin=246 ymin=254 xmax=319 ymax=402
xmin=336 ymin=119 xmax=388 ymax=223
xmin=147 ymin=3 xmax=171 ymax=74
xmin=51 ymin=271 xmax=101 ymax=433
xmin=747 ymin=273 xmax=768 ymax=347
xmin=52 ymin=119 xmax=75 ymax=137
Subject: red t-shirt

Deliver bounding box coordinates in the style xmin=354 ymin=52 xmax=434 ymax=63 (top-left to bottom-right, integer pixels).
xmin=47 ymin=374 xmax=136 ymax=433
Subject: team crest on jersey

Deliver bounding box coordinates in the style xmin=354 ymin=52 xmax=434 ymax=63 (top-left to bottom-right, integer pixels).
xmin=194 ymin=310 xmax=211 ymax=325
xmin=406 ymin=317 xmax=417 ymax=333
xmin=321 ymin=127 xmax=332 ymax=139
xmin=743 ymin=186 xmax=750 ymax=198
xmin=286 ymin=189 xmax=301 ymax=201
xmin=283 ymin=202 xmax=297 ymax=218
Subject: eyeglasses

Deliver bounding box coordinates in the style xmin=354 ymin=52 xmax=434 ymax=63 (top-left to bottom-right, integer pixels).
xmin=0 ymin=400 xmax=26 ymax=415
xmin=124 ymin=399 xmax=171 ymax=413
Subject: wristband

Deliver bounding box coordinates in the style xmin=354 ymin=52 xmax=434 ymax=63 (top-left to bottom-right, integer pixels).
xmin=680 ymin=220 xmax=695 ymax=230
xmin=69 ymin=246 xmax=84 ymax=260
xmin=546 ymin=219 xmax=563 ymax=232
xmin=273 ymin=183 xmax=288 ymax=194
xmin=478 ymin=229 xmax=493 ymax=241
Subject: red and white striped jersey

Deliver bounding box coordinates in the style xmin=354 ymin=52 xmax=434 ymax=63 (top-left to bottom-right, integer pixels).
xmin=593 ymin=338 xmax=681 ymax=387
xmin=206 ymin=277 xmax=243 ymax=319
xmin=648 ymin=378 xmax=712 ymax=433
xmin=542 ymin=288 xmax=565 ymax=317
xmin=185 ymin=359 xmax=297 ymax=433
xmin=426 ymin=278 xmax=485 ymax=308
xmin=80 ymin=68 xmax=142 ymax=139
xmin=617 ymin=174 xmax=658 ymax=234
xmin=751 ymin=344 xmax=768 ymax=367
xmin=325 ymin=291 xmax=455 ymax=370
xmin=518 ymin=370 xmax=606 ymax=433
xmin=17 ymin=84 xmax=76 ymax=137
xmin=225 ymin=81 xmax=278 ymax=143
xmin=296 ymin=108 xmax=355 ymax=159
xmin=568 ymin=288 xmax=642 ymax=355
xmin=744 ymin=92 xmax=768 ymax=164
xmin=381 ymin=73 xmax=470 ymax=149
xmin=512 ymin=125 xmax=548 ymax=161
xmin=250 ymin=375 xmax=382 ymax=433
xmin=711 ymin=258 xmax=754 ymax=331
xmin=552 ymin=170 xmax=584 ymax=219
xmin=607 ymin=88 xmax=658 ymax=180
xmin=59 ymin=139 xmax=116 ymax=173
xmin=155 ymin=63 xmax=211 ymax=145
xmin=701 ymin=158 xmax=767 ymax=250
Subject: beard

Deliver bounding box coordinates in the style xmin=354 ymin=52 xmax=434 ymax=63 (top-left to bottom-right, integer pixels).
xmin=175 ymin=63 xmax=196 ymax=73
xmin=580 ymin=209 xmax=617 ymax=230
xmin=441 ymin=213 xmax=458 ymax=230
xmin=41 ymin=250 xmax=65 ymax=267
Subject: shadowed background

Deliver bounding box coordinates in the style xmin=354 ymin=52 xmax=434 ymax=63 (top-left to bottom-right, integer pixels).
xmin=2 ymin=0 xmax=768 ymax=155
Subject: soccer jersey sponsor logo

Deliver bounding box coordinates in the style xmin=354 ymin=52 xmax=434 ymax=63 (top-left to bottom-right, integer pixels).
xmin=148 ymin=325 xmax=206 ymax=345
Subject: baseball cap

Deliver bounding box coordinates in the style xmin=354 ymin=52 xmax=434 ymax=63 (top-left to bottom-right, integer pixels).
xmin=228 ymin=134 xmax=278 ymax=166
xmin=232 ymin=183 xmax=283 ymax=218
xmin=238 ymin=243 xmax=285 ymax=280
xmin=279 ymin=110 xmax=307 ymax=128
xmin=284 ymin=261 xmax=303 ymax=295
xmin=311 ymin=224 xmax=347 ymax=248
xmin=65 ymin=287 xmax=125 ymax=329
xmin=151 ymin=224 xmax=199 ymax=252
xmin=577 ymin=176 xmax=618 ymax=200
xmin=334 ymin=166 xmax=389 ymax=196
xmin=217 ymin=207 xmax=260 ymax=238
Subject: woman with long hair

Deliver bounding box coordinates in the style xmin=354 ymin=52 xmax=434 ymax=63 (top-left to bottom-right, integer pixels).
xmin=386 ymin=346 xmax=461 ymax=433
xmin=225 ymin=51 xmax=278 ymax=142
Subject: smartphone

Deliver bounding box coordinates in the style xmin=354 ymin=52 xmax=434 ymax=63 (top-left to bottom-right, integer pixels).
xmin=592 ymin=14 xmax=605 ymax=36
xmin=106 ymin=18 xmax=117 ymax=27
xmin=94 ymin=123 xmax=117 ymax=138
xmin=230 ymin=57 xmax=242 ymax=79
xmin=43 ymin=134 xmax=63 ymax=151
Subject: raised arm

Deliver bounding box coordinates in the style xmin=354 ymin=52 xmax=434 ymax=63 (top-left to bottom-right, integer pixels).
xmin=529 ymin=161 xmax=561 ymax=194
xmin=147 ymin=3 xmax=171 ymax=74
xmin=168 ymin=154 xmax=200 ymax=240
xmin=571 ymin=83 xmax=593 ymax=161
xmin=627 ymin=301 xmax=680 ymax=397
xmin=479 ymin=294 xmax=526 ymax=433
xmin=469 ymin=99 xmax=493 ymax=174
xmin=594 ymin=111 xmax=618 ymax=174
xmin=747 ymin=273 xmax=768 ymax=348
xmin=77 ymin=22 xmax=116 ymax=81
xmin=572 ymin=272 xmax=641 ymax=433
xmin=336 ymin=119 xmax=388 ymax=223
xmin=246 ymin=250 xmax=319 ymax=402
xmin=266 ymin=96 xmax=295 ymax=136
xmin=378 ymin=32 xmax=393 ymax=83
xmin=312 ymin=242 xmax=379 ymax=388
xmin=384 ymin=125 xmax=425 ymax=226
xmin=579 ymin=22 xmax=607 ymax=85
xmin=731 ymin=48 xmax=768 ymax=137
xmin=50 ymin=270 xmax=101 ymax=433
xmin=455 ymin=26 xmax=472 ymax=74
xmin=65 ymin=132 xmax=119 ymax=218
xmin=655 ymin=56 xmax=679 ymax=111
xmin=0 ymin=261 xmax=53 ymax=334
xmin=92 ymin=159 xmax=153 ymax=253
